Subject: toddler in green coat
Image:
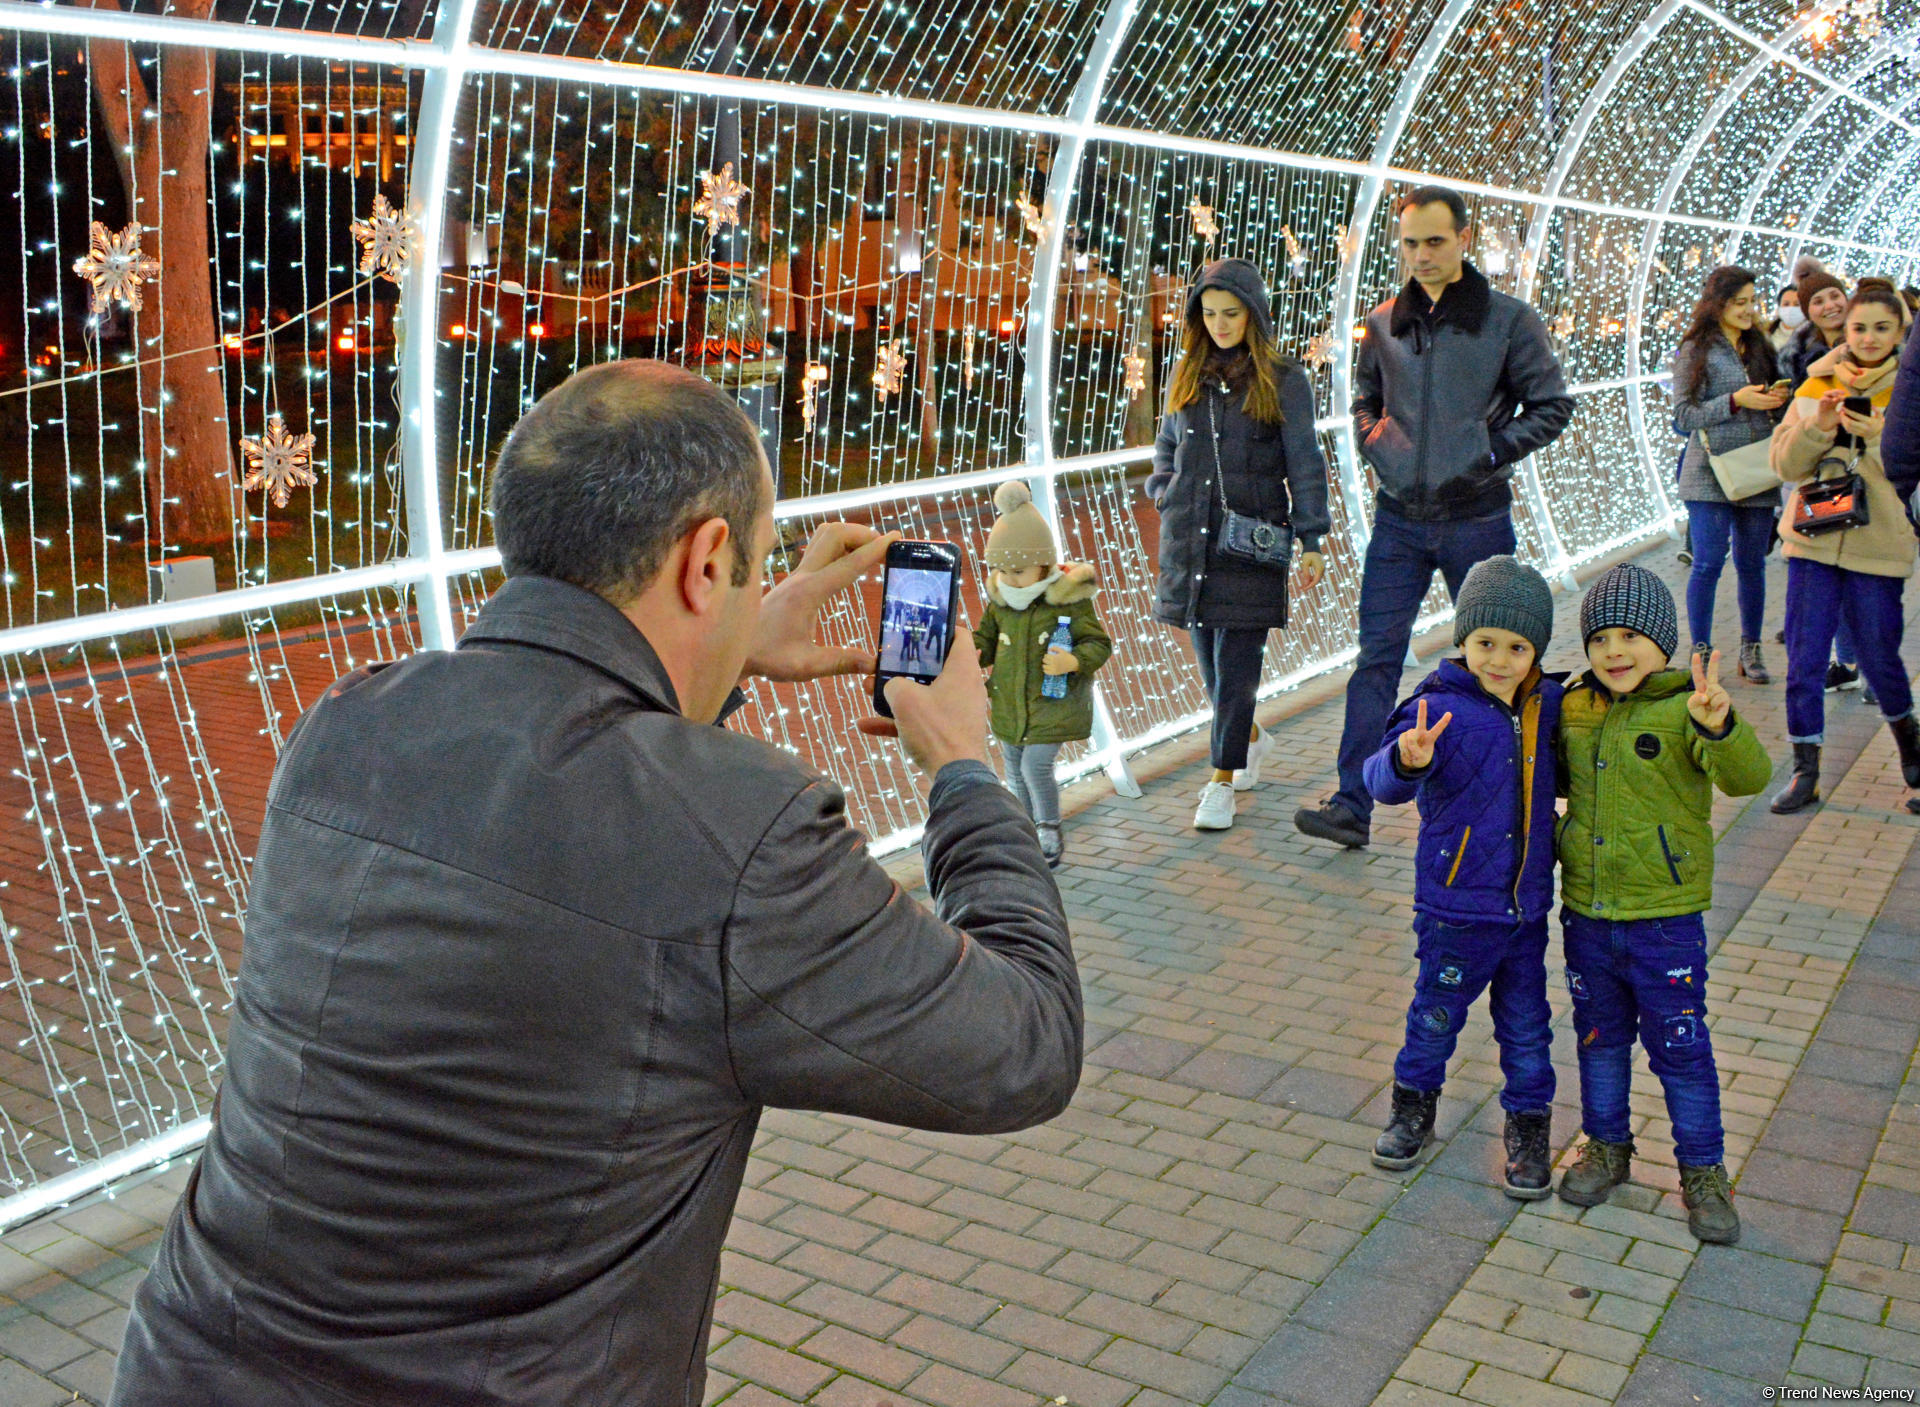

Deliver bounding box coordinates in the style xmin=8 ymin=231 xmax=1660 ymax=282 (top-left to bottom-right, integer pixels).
xmin=973 ymin=481 xmax=1112 ymax=868
xmin=1555 ymin=563 xmax=1771 ymax=1244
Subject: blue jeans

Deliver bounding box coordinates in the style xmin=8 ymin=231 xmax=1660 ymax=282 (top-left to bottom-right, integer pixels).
xmin=1684 ymin=501 xmax=1772 ymax=647
xmin=1394 ymin=912 xmax=1555 ymax=1113
xmin=1562 ymin=908 xmax=1724 ymax=1166
xmin=1333 ymin=503 xmax=1517 ymax=820
xmin=1783 ymin=557 xmax=1915 ymax=742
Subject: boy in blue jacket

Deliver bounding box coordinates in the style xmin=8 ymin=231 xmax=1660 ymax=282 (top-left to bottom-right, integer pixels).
xmin=1364 ymin=556 xmax=1565 ymax=1198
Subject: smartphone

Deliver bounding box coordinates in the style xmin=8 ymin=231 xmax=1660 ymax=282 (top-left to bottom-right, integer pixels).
xmin=872 ymin=539 xmax=960 ymax=719
xmin=1768 ymin=379 xmax=1790 ymax=395
xmin=1842 ymin=395 xmax=1873 ymax=418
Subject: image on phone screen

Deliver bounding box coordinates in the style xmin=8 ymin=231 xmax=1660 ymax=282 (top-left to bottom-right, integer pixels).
xmin=878 ymin=567 xmax=953 ymax=679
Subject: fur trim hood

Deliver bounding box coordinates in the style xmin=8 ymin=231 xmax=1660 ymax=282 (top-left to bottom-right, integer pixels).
xmin=986 ymin=561 xmax=1098 ymax=607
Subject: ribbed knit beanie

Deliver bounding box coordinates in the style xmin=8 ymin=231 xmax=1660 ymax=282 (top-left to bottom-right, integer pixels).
xmin=983 ymin=481 xmax=1058 ymax=570
xmin=1796 ymin=267 xmax=1848 ymax=313
xmin=1452 ymin=555 xmax=1554 ymax=657
xmin=1580 ymin=563 xmax=1678 ymax=663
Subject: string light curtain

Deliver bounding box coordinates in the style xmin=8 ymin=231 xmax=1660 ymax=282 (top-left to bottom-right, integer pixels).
xmin=0 ymin=0 xmax=1915 ymax=1222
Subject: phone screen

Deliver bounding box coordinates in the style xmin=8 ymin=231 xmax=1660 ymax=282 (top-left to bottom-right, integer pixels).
xmin=873 ymin=542 xmax=959 ymax=717
xmin=1842 ymin=396 xmax=1873 ymax=417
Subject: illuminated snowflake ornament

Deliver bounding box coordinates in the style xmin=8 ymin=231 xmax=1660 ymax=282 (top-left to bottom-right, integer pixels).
xmin=239 ymin=413 xmax=319 ymax=509
xmin=1550 ymin=311 xmax=1575 ymax=341
xmin=872 ymin=341 xmax=909 ymax=401
xmin=1123 ymin=351 xmax=1148 ymax=400
xmin=72 ymin=221 xmax=161 ymax=314
xmin=349 ymin=193 xmax=418 ymax=284
xmin=1303 ymin=333 xmax=1335 ymax=371
xmin=1188 ymin=198 xmax=1219 ymax=246
xmin=1013 ymin=194 xmax=1046 ymax=240
xmin=692 ymin=162 xmax=748 ymax=229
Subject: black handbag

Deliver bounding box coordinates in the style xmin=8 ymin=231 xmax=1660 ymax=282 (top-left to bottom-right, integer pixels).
xmin=1205 ymin=393 xmax=1294 ymax=572
xmin=1792 ymin=451 xmax=1870 ymax=537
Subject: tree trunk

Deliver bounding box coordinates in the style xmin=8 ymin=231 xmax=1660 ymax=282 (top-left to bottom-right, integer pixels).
xmin=85 ymin=0 xmax=233 ymax=545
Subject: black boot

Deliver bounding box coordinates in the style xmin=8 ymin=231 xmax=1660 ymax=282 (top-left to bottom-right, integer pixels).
xmin=1371 ymin=1083 xmax=1438 ymax=1170
xmin=1770 ymin=743 xmax=1821 ymax=814
xmin=1890 ymin=715 xmax=1920 ymax=790
xmin=1503 ymin=1109 xmax=1553 ymax=1201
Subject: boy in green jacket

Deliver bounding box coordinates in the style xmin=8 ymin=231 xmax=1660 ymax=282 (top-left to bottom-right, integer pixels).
xmin=974 ymin=481 xmax=1113 ymax=868
xmin=1556 ymin=563 xmax=1771 ymax=1243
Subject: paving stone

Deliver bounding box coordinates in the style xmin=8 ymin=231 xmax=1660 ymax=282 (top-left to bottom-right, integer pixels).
xmin=1850 ymin=1185 xmax=1920 ymax=1243
xmin=1232 ymin=1322 xmax=1409 ymax=1407
xmin=1087 ymin=1031 xmax=1202 ymax=1079
xmin=1615 ymin=1352 xmax=1766 ymax=1407
xmin=1168 ymin=1049 xmax=1288 ymax=1099
xmin=0 ymin=1358 xmax=75 ymax=1407
xmin=1648 ymin=1294 xmax=1799 ymax=1382
xmin=1387 ymin=1173 xmax=1521 ymax=1243
xmin=1259 ymin=1067 xmax=1382 ymax=1119
xmin=1678 ymin=1244 xmax=1824 ymax=1321
xmin=1728 ymin=1197 xmax=1846 ymax=1267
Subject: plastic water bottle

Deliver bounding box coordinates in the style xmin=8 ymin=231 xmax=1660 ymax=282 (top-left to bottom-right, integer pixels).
xmin=1041 ymin=616 xmax=1074 ymax=700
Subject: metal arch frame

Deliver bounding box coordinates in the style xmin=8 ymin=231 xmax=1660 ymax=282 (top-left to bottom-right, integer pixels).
xmin=1020 ymin=0 xmax=1144 ymax=800
xmin=1326 ymin=0 xmax=1479 ymax=563
xmin=1722 ymin=23 xmax=1920 ymax=268
xmin=1621 ymin=6 xmax=1828 ymax=537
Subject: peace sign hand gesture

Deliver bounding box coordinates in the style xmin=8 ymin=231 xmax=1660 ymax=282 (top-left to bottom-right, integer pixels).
xmin=1688 ymin=648 xmax=1732 ymax=733
xmin=1397 ymin=697 xmax=1454 ymax=771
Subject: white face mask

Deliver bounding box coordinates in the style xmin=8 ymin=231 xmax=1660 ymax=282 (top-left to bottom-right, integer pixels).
xmin=997 ymin=569 xmax=1061 ymax=611
xmin=1777 ymin=305 xmax=1807 ymax=330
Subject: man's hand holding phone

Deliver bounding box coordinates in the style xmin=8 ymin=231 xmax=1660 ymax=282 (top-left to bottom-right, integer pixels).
xmin=857 ymin=645 xmax=993 ymax=779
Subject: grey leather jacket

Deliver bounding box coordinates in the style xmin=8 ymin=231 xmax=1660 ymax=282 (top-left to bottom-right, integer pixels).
xmin=1354 ymin=261 xmax=1576 ymax=521
xmin=111 ymin=575 xmax=1081 ymax=1407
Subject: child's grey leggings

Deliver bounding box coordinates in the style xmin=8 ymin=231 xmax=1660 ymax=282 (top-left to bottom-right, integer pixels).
xmin=1002 ymin=742 xmax=1063 ymax=826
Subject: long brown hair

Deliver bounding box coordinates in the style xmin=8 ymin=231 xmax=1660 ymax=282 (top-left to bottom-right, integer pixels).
xmin=1165 ymin=301 xmax=1286 ymax=424
xmin=1678 ymin=265 xmax=1778 ymax=399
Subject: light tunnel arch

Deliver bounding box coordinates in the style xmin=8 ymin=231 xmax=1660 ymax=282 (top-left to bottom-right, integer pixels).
xmin=0 ymin=0 xmax=1916 ymax=1222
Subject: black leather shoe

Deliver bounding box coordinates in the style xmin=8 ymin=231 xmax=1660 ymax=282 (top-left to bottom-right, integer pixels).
xmin=1293 ymin=799 xmax=1370 ymax=849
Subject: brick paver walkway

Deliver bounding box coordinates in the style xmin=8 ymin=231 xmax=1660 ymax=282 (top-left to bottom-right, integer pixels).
xmin=2 ymin=536 xmax=1917 ymax=1407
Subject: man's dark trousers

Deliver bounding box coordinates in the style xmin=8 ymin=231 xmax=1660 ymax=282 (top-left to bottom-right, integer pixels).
xmin=1331 ymin=500 xmax=1518 ymax=823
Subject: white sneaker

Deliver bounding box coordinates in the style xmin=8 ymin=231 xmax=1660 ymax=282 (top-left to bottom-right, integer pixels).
xmin=1193 ymin=781 xmax=1237 ymax=830
xmin=1233 ymin=729 xmax=1273 ymax=791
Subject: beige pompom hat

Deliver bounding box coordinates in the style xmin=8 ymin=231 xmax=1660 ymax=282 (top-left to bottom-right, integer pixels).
xmin=983 ymin=481 xmax=1059 ymax=570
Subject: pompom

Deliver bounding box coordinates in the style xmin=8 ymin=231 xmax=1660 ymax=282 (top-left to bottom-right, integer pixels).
xmin=993 ymin=479 xmax=1033 ymax=516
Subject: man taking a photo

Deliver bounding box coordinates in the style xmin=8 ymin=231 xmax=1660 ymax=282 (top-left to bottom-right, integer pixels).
xmin=1296 ymin=185 xmax=1576 ymax=850
xmin=111 ymin=360 xmax=1082 ymax=1407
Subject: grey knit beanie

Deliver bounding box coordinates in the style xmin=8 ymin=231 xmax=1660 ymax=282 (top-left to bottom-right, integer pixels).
xmin=1452 ymin=555 xmax=1554 ymax=657
xmin=1580 ymin=563 xmax=1678 ymax=663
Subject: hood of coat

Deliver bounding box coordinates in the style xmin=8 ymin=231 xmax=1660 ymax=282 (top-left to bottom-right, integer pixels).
xmin=1186 ymin=258 xmax=1276 ymax=341
xmin=986 ymin=562 xmax=1098 ymax=608
xmin=1389 ymin=259 xmax=1492 ymax=340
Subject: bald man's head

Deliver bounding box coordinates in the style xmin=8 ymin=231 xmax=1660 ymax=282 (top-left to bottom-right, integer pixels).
xmin=490 ymin=360 xmax=771 ymax=600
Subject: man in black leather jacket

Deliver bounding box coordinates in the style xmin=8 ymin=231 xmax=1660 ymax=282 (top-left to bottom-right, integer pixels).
xmin=1295 ymin=185 xmax=1575 ymax=850
xmin=110 ymin=361 xmax=1082 ymax=1407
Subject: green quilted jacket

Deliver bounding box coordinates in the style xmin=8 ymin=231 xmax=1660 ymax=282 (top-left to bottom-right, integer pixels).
xmin=974 ymin=564 xmax=1112 ymax=747
xmin=1556 ymin=668 xmax=1772 ymax=921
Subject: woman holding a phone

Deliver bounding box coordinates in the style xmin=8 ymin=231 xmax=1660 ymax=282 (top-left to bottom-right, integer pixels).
xmin=1767 ymin=286 xmax=1920 ymax=813
xmin=1670 ymin=265 xmax=1790 ymax=682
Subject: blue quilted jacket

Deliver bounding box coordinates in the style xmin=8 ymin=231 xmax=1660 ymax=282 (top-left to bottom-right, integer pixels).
xmin=1363 ymin=659 xmax=1565 ymax=924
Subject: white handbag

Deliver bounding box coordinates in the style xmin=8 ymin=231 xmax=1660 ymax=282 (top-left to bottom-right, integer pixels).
xmin=1704 ymin=435 xmax=1778 ymax=502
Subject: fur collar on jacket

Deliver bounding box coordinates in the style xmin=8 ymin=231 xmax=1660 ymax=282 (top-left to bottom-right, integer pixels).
xmin=1390 ymin=259 xmax=1492 ymax=339
xmin=986 ymin=562 xmax=1098 ymax=608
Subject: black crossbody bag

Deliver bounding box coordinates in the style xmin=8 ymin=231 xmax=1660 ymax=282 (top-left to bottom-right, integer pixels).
xmin=1205 ymin=391 xmax=1294 ymax=572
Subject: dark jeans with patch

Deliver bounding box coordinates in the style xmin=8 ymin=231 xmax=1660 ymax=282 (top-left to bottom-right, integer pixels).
xmin=1562 ymin=908 xmax=1724 ymax=1167
xmin=1393 ymin=912 xmax=1555 ymax=1114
